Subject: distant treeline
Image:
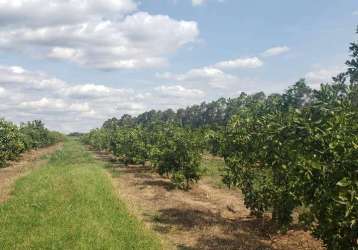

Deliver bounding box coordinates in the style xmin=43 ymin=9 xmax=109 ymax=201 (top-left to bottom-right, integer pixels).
xmin=67 ymin=132 xmax=85 ymax=137
xmin=102 ymin=92 xmax=266 ymax=130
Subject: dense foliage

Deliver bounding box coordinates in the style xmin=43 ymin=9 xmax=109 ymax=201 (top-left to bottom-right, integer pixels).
xmin=0 ymin=119 xmax=63 ymax=167
xmin=149 ymin=125 xmax=203 ymax=189
xmin=222 ymin=38 xmax=358 ymax=249
xmin=82 ymin=123 xmax=204 ymax=189
xmin=82 ymin=29 xmax=358 ymax=249
xmin=0 ymin=119 xmax=25 ymax=167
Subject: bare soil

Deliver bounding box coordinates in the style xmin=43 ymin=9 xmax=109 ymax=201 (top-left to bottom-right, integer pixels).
xmin=92 ymin=150 xmax=325 ymax=250
xmin=0 ymin=143 xmax=63 ymax=203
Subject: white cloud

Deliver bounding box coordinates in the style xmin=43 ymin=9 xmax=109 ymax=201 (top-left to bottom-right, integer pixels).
xmin=20 ymin=98 xmax=66 ymax=110
xmin=0 ymin=0 xmax=137 ymax=27
xmin=353 ymin=10 xmax=358 ymax=16
xmin=157 ymin=66 xmax=239 ymax=88
xmin=19 ymin=98 xmax=96 ymax=118
xmin=215 ymin=57 xmax=263 ymax=69
xmin=9 ymin=66 xmax=26 ymax=74
xmin=116 ymin=102 xmax=146 ymax=114
xmin=0 ymin=87 xmax=5 ymax=96
xmin=68 ymin=102 xmax=92 ymax=113
xmin=47 ymin=47 xmax=83 ymax=62
xmin=192 ymin=0 xmax=223 ymax=6
xmin=62 ymin=83 xmax=135 ymax=99
xmin=62 ymin=84 xmax=112 ymax=98
xmin=192 ymin=0 xmax=207 ymax=6
xmin=156 ymin=54 xmax=264 ymax=91
xmin=156 ymin=54 xmax=263 ymax=89
xmin=262 ymin=46 xmax=290 ymax=57
xmin=0 ymin=65 xmax=66 ymax=90
xmin=305 ymin=67 xmax=343 ymax=88
xmin=0 ymin=64 xmax=213 ymax=132
xmin=0 ymin=1 xmax=199 ymax=70
xmin=155 ymin=85 xmax=205 ymax=98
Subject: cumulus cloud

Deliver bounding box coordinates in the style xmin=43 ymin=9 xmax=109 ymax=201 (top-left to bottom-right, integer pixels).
xmin=262 ymin=46 xmax=290 ymax=57
xmin=191 ymin=0 xmax=223 ymax=6
xmin=0 ymin=86 xmax=5 ymax=96
xmin=155 ymin=44 xmax=294 ymax=92
xmin=156 ymin=54 xmax=264 ymax=90
xmin=305 ymin=67 xmax=343 ymax=88
xmin=0 ymin=1 xmax=199 ymax=70
xmin=20 ymin=98 xmax=66 ymax=110
xmin=0 ymin=65 xmax=66 ymax=90
xmin=215 ymin=57 xmax=263 ymax=69
xmin=157 ymin=66 xmax=239 ymax=88
xmin=19 ymin=97 xmax=95 ymax=117
xmin=0 ymin=0 xmax=137 ymax=27
xmin=61 ymin=84 xmax=131 ymax=98
xmin=192 ymin=0 xmax=207 ymax=6
xmin=155 ymin=85 xmax=205 ymax=98
xmin=0 ymin=64 xmax=209 ymax=132
xmin=116 ymin=102 xmax=147 ymax=113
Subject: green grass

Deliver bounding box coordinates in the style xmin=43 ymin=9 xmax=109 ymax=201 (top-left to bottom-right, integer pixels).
xmin=201 ymin=155 xmax=226 ymax=188
xmin=0 ymin=139 xmax=162 ymax=250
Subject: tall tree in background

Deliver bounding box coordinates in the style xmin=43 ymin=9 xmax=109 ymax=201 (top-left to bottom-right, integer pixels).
xmin=346 ymin=26 xmax=358 ymax=83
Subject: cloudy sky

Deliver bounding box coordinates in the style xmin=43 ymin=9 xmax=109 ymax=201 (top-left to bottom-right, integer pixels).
xmin=0 ymin=0 xmax=357 ymax=132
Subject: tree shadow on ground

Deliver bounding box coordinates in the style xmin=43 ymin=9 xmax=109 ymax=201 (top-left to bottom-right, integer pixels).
xmin=88 ymin=148 xmax=318 ymax=250
xmin=195 ymin=234 xmax=273 ymax=250
xmin=152 ymin=207 xmax=276 ymax=250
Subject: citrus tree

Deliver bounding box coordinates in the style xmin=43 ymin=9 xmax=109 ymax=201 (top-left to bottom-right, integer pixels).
xmin=222 ymin=75 xmax=357 ymax=249
xmin=1 ymin=119 xmax=62 ymax=168
xmin=0 ymin=119 xmax=25 ymax=167
xmin=152 ymin=124 xmax=203 ymax=189
xmin=110 ymin=126 xmax=148 ymax=165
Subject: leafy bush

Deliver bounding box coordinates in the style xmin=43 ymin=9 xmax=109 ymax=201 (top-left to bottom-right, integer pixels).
xmin=111 ymin=127 xmax=148 ymax=165
xmin=83 ymin=123 xmax=203 ymax=189
xmin=0 ymin=119 xmax=25 ymax=167
xmin=152 ymin=125 xmax=203 ymax=189
xmin=20 ymin=120 xmax=62 ymax=149
xmin=294 ymin=83 xmax=358 ymax=249
xmin=223 ymin=74 xmax=357 ymax=249
xmin=0 ymin=119 xmax=62 ymax=168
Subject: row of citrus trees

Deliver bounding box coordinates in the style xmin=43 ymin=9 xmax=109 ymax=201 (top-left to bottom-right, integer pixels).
xmin=82 ymin=81 xmax=357 ymax=250
xmin=81 ymin=123 xmax=204 ymax=190
xmin=82 ymin=31 xmax=358 ymax=249
xmin=0 ymin=119 xmax=63 ymax=168
xmin=222 ymin=81 xmax=357 ymax=250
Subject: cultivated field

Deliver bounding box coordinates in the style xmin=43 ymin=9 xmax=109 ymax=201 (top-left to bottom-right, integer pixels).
xmin=0 ymin=26 xmax=357 ymax=250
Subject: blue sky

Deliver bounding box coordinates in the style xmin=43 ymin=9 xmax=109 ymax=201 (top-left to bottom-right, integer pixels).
xmin=0 ymin=0 xmax=357 ymax=132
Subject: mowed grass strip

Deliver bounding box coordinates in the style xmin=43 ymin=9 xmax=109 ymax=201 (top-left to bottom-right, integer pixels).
xmin=0 ymin=139 xmax=162 ymax=250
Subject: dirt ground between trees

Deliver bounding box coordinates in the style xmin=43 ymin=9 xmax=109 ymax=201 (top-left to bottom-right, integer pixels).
xmin=91 ymin=150 xmax=325 ymax=250
xmin=0 ymin=143 xmax=63 ymax=203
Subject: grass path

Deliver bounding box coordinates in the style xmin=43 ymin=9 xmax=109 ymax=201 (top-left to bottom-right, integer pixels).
xmin=0 ymin=139 xmax=162 ymax=250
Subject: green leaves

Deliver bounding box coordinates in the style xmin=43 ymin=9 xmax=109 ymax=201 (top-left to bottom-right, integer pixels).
xmin=0 ymin=119 xmax=25 ymax=167
xmin=337 ymin=178 xmax=351 ymax=187
xmin=222 ymin=80 xmax=358 ymax=249
xmin=152 ymin=124 xmax=203 ymax=189
xmin=0 ymin=119 xmax=62 ymax=168
xmin=83 ymin=122 xmax=203 ymax=190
